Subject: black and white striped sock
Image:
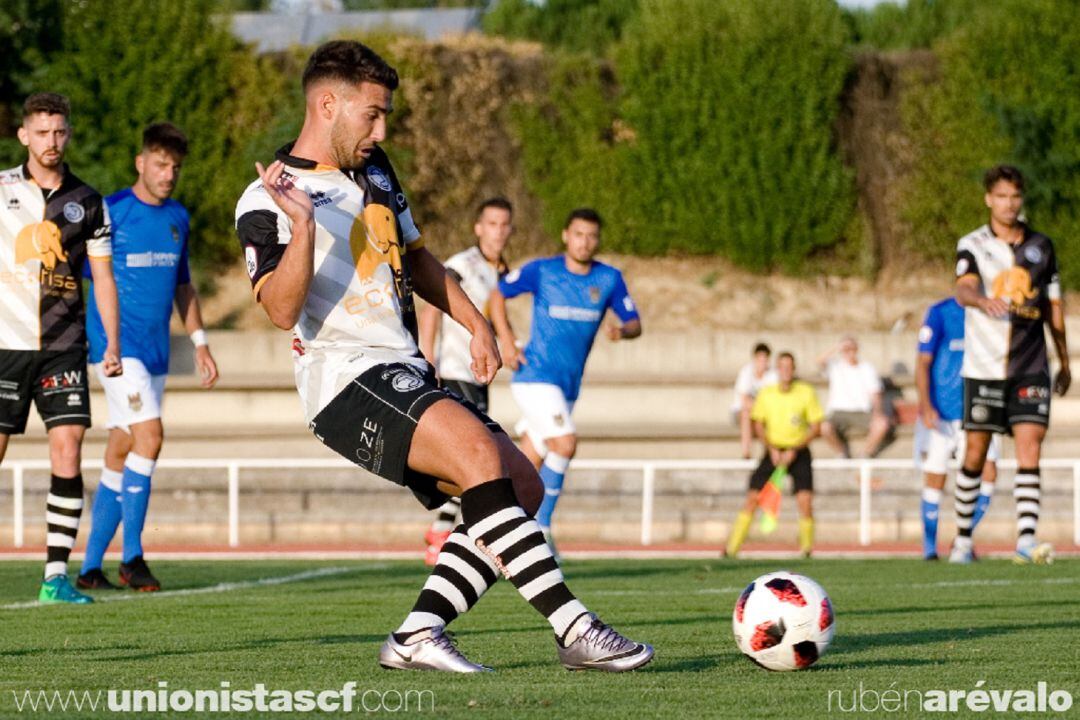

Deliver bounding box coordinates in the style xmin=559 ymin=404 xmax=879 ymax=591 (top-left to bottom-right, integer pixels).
xmin=395 ymin=525 xmax=500 ymax=641
xmin=431 ymin=497 xmax=461 ymax=534
xmin=955 ymin=466 xmax=981 ymax=539
xmin=45 ymin=474 xmax=83 ymax=579
xmin=1014 ymin=467 xmax=1041 ymax=540
xmin=461 ymin=478 xmax=589 ymax=642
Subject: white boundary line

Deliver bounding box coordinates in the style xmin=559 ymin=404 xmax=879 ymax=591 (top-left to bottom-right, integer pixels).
xmin=0 ymin=566 xmax=369 ymax=611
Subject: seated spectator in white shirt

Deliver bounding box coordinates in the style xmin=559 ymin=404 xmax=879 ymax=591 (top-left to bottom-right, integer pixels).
xmin=818 ymin=336 xmax=893 ymax=458
xmin=731 ymin=342 xmax=779 ymax=459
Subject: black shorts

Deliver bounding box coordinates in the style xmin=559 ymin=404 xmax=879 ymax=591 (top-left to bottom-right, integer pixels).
xmin=0 ymin=349 xmax=91 ymax=435
xmin=439 ymin=378 xmax=489 ymax=414
xmin=310 ymin=362 xmax=503 ymax=510
xmin=749 ymin=448 xmax=813 ymax=494
xmin=963 ymin=373 xmax=1050 ymax=435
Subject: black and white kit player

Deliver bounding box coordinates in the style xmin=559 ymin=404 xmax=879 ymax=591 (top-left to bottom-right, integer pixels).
xmin=952 ymin=165 xmax=1070 ymax=564
xmin=235 ymin=40 xmax=652 ymax=672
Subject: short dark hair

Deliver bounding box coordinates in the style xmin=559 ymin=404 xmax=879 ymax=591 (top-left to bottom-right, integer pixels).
xmin=23 ymin=92 xmax=70 ymax=120
xmin=142 ymin=122 xmax=188 ymax=160
xmin=476 ymin=197 xmax=513 ymax=221
xmin=753 ymin=342 xmax=771 ymax=356
xmin=778 ymin=351 xmax=795 ymax=364
xmin=565 ymin=207 xmax=603 ymax=230
xmin=984 ymin=164 xmax=1024 ymax=193
xmin=302 ymin=40 xmax=399 ymax=93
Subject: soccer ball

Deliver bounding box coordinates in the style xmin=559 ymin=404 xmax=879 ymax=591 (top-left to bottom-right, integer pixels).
xmin=732 ymin=571 xmax=835 ymax=671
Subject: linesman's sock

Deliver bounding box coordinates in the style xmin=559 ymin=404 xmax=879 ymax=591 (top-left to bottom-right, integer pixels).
xmin=920 ymin=487 xmax=942 ymax=558
xmin=798 ymin=517 xmax=814 ymax=556
xmin=1014 ymin=468 xmax=1041 ymax=545
xmin=536 ymin=453 xmax=570 ymax=531
xmin=726 ymin=510 xmax=753 ymax=558
xmin=81 ymin=468 xmax=124 ymax=575
xmin=121 ymin=454 xmax=155 ymax=562
xmin=461 ymin=478 xmax=590 ymax=645
xmin=954 ymin=466 xmax=981 ymax=543
xmin=395 ymin=524 xmax=500 ymax=643
xmin=971 ymin=481 xmax=994 ymax=530
xmin=45 ymin=475 xmax=84 ymax=579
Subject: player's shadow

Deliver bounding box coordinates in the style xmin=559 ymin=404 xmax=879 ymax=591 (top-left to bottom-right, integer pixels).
xmin=832 ymin=619 xmax=1080 ymax=656
xmin=646 ymin=655 xmax=726 ymax=673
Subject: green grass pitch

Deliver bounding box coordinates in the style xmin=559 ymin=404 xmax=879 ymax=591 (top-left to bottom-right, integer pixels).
xmin=0 ymin=558 xmax=1077 ymax=718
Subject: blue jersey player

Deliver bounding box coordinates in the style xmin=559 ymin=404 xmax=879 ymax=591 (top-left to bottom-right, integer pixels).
xmin=914 ymin=297 xmax=999 ymax=560
xmin=490 ymin=208 xmax=641 ymax=551
xmin=78 ymin=124 xmax=219 ymax=592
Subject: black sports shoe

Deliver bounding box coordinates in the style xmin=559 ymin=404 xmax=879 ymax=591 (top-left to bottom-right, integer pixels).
xmin=76 ymin=568 xmax=119 ymax=590
xmin=118 ymin=556 xmax=161 ymax=592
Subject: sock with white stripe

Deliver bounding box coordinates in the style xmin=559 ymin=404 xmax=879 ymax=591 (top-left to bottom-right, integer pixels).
xmin=461 ymin=477 xmax=590 ymax=644
xmin=121 ymin=453 xmax=155 ymax=563
xmin=971 ymin=481 xmax=994 ymax=530
xmin=394 ymin=525 xmax=500 ymax=643
xmin=430 ymin=496 xmax=461 ymax=534
xmin=1014 ymin=468 xmax=1040 ymax=542
xmin=80 ymin=468 xmax=124 ymax=575
xmin=954 ymin=466 xmax=981 ymax=539
xmin=920 ymin=486 xmax=941 ymax=558
xmin=45 ymin=475 xmax=84 ymax=579
xmin=536 ymin=453 xmax=570 ymax=531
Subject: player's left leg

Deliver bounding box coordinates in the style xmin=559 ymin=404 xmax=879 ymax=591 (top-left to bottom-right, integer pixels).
xmin=1011 ymin=423 xmax=1052 ymax=564
xmin=920 ymin=422 xmax=955 ymax=560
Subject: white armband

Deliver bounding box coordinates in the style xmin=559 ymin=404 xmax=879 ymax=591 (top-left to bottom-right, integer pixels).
xmin=191 ymin=329 xmax=209 ymax=348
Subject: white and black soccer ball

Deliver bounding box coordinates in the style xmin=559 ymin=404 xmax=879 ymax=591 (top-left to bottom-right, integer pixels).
xmin=732 ymin=571 xmax=835 ymax=671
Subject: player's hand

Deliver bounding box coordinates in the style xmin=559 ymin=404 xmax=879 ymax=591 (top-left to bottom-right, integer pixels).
xmin=606 ymin=324 xmax=623 ymax=342
xmin=920 ymin=403 xmax=939 ymax=430
xmin=499 ymin=335 xmax=525 ymax=371
xmin=102 ymin=347 xmax=123 ymax=377
xmin=1054 ymin=366 xmax=1071 ymax=396
xmin=779 ymin=449 xmax=797 ymax=467
xmin=978 ymin=296 xmax=1009 ymax=318
xmin=768 ymin=446 xmax=782 ymax=467
xmin=195 ymin=345 xmax=219 ymax=389
xmin=741 ymin=442 xmax=752 ymax=460
xmin=470 ymin=324 xmax=502 ymax=385
xmin=256 ymin=160 xmax=313 ymax=223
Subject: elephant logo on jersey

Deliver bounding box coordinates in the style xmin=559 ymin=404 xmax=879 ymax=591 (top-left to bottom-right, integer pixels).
xmin=991 ymin=266 xmax=1037 ymax=306
xmin=15 ymin=221 xmax=67 ymax=270
xmin=350 ymin=203 xmax=402 ymax=282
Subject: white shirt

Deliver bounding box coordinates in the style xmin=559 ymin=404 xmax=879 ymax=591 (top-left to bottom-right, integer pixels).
xmin=730 ymin=363 xmax=778 ymax=412
xmin=825 ymin=358 xmax=882 ymax=413
xmin=437 ymin=246 xmax=500 ymax=383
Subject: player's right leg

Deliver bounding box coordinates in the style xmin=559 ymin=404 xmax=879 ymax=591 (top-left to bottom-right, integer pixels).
xmin=727 ymin=457 xmax=771 ymax=558
xmin=920 ymin=421 xmax=955 ymax=561
xmin=950 ymin=430 xmax=990 ymax=564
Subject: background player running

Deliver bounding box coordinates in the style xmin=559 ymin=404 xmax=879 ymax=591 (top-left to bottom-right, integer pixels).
xmin=235 ymin=40 xmax=652 ymax=673
xmin=725 ymin=352 xmax=822 ymax=559
xmin=417 ymin=196 xmax=512 ymax=565
xmin=914 ymin=296 xmax=1000 ymax=560
xmin=489 ymin=208 xmax=642 ymax=554
xmin=78 ymin=123 xmax=219 ymax=592
xmin=0 ymin=92 xmax=122 ymax=604
xmin=951 ymin=165 xmax=1070 ymax=565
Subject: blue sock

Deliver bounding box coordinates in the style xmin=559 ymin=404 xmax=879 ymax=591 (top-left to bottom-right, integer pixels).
xmin=121 ymin=454 xmax=156 ymax=563
xmin=921 ymin=487 xmax=942 ymax=558
xmin=971 ymin=482 xmax=994 ymax=530
xmin=536 ymin=453 xmax=570 ymax=530
xmin=80 ymin=469 xmax=124 ymax=575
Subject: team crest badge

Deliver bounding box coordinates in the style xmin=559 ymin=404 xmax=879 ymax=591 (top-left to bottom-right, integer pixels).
xmin=553 ymin=413 xmax=565 ymax=427
xmin=588 ymin=286 xmax=600 ymax=303
xmin=128 ymin=393 xmax=143 ymax=412
xmin=62 ymin=202 xmax=85 ymax=223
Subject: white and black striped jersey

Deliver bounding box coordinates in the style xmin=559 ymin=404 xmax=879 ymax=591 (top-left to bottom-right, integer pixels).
xmin=235 ymin=144 xmax=425 ymax=422
xmin=955 ymin=223 xmax=1060 ymax=380
xmin=437 ymin=245 xmax=502 ymax=383
xmin=0 ymin=164 xmax=111 ymax=351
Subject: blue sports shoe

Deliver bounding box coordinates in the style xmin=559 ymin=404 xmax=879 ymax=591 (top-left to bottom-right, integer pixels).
xmin=39 ymin=575 xmax=94 ymax=604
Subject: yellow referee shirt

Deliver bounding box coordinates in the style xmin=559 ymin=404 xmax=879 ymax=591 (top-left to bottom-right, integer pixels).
xmin=750 ymin=380 xmax=824 ymax=449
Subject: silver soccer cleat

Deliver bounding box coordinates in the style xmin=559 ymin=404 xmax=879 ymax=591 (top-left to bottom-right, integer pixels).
xmin=557 ymin=614 xmax=654 ymax=672
xmin=379 ymin=627 xmax=492 ymax=673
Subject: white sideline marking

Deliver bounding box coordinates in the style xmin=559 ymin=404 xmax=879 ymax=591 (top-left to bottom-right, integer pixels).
xmin=0 ymin=566 xmax=371 ymax=611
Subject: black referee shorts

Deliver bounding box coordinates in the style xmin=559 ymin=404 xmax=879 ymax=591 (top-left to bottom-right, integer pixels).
xmin=749 ymin=448 xmax=814 ymax=494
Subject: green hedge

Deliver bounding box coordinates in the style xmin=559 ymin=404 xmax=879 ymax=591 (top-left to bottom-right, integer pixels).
xmin=900 ymin=0 xmax=1080 ymax=286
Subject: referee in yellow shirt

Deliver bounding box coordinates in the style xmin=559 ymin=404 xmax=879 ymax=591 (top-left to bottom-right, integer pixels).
xmin=726 ymin=352 xmax=824 ymax=558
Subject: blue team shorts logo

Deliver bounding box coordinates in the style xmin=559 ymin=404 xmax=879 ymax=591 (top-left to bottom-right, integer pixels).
xmin=367 ymin=167 xmax=393 ymax=192
xmin=63 ymin=202 xmax=85 ymax=223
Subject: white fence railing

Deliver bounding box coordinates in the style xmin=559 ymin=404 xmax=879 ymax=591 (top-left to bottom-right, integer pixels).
xmin=4 ymin=458 xmax=1080 ymax=549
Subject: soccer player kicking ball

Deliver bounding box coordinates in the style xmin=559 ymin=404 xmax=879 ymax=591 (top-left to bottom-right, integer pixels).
xmin=914 ymin=296 xmax=1000 ymax=560
xmin=724 ymin=353 xmax=822 ymax=559
xmin=0 ymin=93 xmax=122 ymax=604
xmin=235 ymin=41 xmax=652 ymax=673
xmin=417 ymin=197 xmax=513 ymax=565
xmin=489 ymin=209 xmax=642 ymax=555
xmin=951 ymin=165 xmax=1070 ymax=565
xmin=78 ymin=123 xmax=219 ymax=592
